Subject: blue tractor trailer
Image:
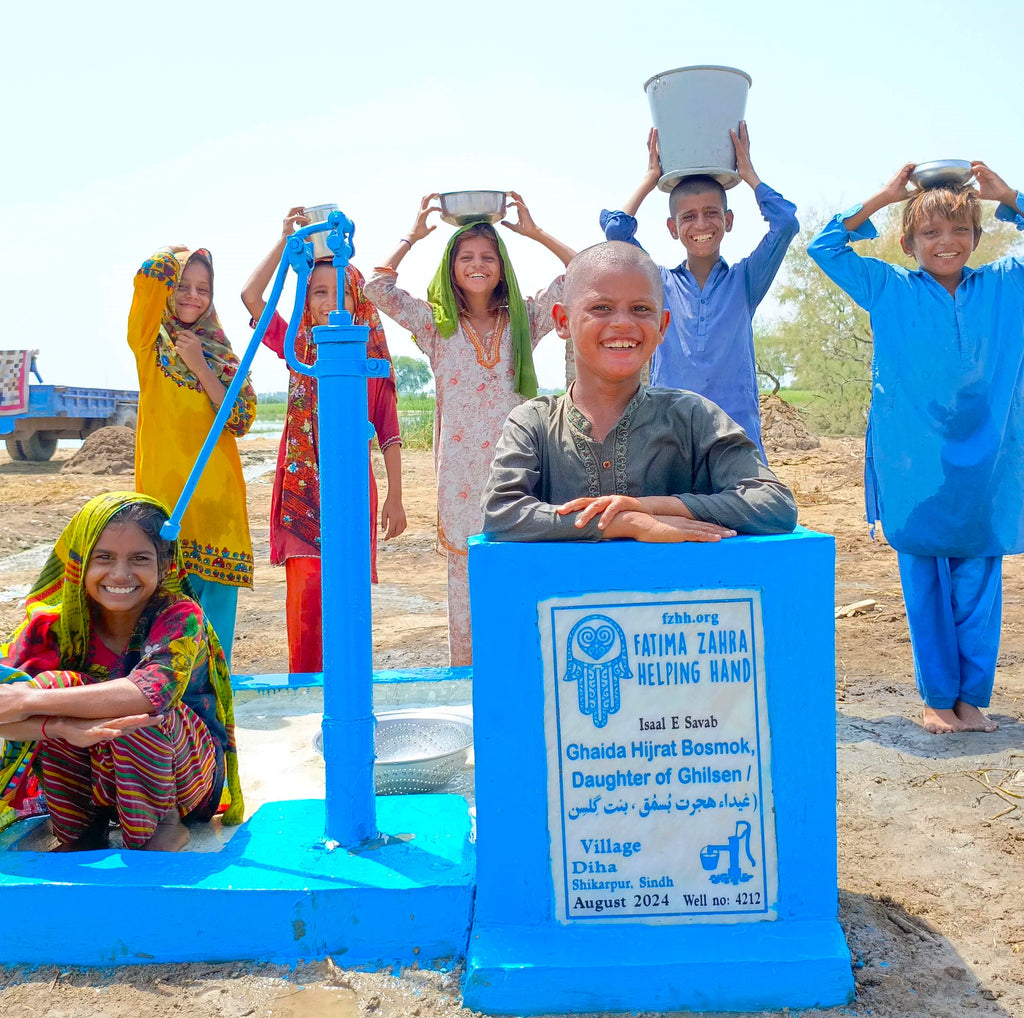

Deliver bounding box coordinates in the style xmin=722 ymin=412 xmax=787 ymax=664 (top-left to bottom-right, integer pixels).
xmin=1 ymin=360 xmax=138 ymax=462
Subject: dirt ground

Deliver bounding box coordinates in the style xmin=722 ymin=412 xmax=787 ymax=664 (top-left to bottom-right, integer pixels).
xmin=0 ymin=431 xmax=1021 ymax=1018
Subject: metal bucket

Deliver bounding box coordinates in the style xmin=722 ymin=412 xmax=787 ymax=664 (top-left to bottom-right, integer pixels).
xmin=303 ymin=203 xmax=339 ymax=261
xmin=643 ymin=65 xmax=751 ymax=192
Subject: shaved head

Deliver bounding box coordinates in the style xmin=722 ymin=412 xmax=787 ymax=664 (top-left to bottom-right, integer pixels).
xmin=563 ymin=242 xmax=664 ymax=310
xmin=668 ymin=175 xmax=727 ymax=216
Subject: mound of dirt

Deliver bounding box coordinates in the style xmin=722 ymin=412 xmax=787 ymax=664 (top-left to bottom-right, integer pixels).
xmin=759 ymin=393 xmax=820 ymax=453
xmin=61 ymin=426 xmax=136 ymax=475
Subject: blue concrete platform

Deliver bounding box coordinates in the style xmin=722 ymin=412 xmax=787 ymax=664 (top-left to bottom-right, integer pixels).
xmin=465 ymin=529 xmax=854 ymax=1014
xmin=466 ymin=920 xmax=854 ymax=1014
xmin=0 ymin=796 xmax=474 ymax=967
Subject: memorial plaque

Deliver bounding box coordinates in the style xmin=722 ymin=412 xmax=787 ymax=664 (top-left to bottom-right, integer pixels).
xmin=541 ymin=589 xmax=778 ymax=925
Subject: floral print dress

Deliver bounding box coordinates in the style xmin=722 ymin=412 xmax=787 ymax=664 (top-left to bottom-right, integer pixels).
xmin=365 ymin=269 xmax=563 ymax=664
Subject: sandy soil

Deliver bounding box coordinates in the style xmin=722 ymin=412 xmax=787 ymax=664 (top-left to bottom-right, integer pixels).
xmin=0 ymin=435 xmax=1022 ymax=1018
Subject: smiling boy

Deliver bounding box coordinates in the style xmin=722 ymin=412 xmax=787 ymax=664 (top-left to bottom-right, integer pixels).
xmin=481 ymin=242 xmax=797 ymax=542
xmin=808 ymin=162 xmax=1024 ymax=734
xmin=600 ymin=124 xmax=798 ymax=457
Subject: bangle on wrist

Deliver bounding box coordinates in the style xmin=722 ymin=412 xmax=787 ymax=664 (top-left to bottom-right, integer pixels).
xmin=41 ymin=717 xmax=52 ymax=740
xmin=399 ymin=237 xmax=413 ymax=248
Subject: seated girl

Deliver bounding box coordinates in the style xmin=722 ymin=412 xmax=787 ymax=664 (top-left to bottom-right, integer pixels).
xmin=0 ymin=493 xmax=243 ymax=852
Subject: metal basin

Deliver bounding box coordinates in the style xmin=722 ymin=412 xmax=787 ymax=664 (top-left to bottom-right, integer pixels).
xmin=909 ymin=160 xmax=973 ymax=190
xmin=313 ymin=708 xmax=473 ymax=795
xmin=303 ymin=203 xmax=338 ymax=261
xmin=439 ymin=191 xmax=506 ymax=226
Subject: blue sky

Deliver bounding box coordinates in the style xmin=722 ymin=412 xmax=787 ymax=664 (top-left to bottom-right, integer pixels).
xmin=2 ymin=0 xmax=1018 ymax=393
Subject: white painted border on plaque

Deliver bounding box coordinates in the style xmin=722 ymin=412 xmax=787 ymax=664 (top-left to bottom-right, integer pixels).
xmin=540 ymin=589 xmax=778 ymax=925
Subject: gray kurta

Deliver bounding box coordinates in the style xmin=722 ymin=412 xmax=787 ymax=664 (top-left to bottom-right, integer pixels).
xmin=481 ymin=386 xmax=797 ymax=541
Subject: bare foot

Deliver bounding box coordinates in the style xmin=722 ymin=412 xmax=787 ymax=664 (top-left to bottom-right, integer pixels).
xmin=140 ymin=808 xmax=190 ymax=852
xmin=921 ymin=706 xmax=964 ymax=734
xmin=954 ymin=701 xmax=999 ymax=732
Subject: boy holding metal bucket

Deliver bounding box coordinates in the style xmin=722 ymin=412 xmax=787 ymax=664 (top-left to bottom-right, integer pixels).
xmin=808 ymin=162 xmax=1024 ymax=735
xmin=600 ymin=124 xmax=797 ymax=459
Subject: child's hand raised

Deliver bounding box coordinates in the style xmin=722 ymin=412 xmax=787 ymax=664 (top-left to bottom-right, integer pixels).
xmin=502 ymin=192 xmax=576 ymax=266
xmin=281 ymin=206 xmax=310 ymax=238
xmin=617 ymin=129 xmax=663 ymax=217
xmin=730 ymin=121 xmax=761 ymax=189
xmin=643 ymin=128 xmax=662 ymax=187
xmin=879 ymin=164 xmax=917 ymax=206
xmin=843 ymin=164 xmax=919 ymax=232
xmin=408 ymin=193 xmax=441 ymax=244
xmin=971 ymin=162 xmax=1018 ymax=207
xmin=501 ymin=191 xmax=542 ymax=239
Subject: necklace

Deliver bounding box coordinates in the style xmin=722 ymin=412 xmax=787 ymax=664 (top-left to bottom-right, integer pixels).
xmin=463 ymin=309 xmax=507 ymax=369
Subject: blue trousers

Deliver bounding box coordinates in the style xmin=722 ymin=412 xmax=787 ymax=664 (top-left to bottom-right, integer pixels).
xmin=187 ymin=575 xmax=238 ymax=669
xmin=896 ymin=553 xmax=1002 ymax=709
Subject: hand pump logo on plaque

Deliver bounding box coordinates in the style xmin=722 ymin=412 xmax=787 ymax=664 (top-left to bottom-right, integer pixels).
xmin=541 ymin=589 xmax=778 ymax=925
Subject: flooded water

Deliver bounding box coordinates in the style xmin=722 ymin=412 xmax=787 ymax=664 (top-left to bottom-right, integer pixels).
xmin=0 ymin=544 xmax=51 ymax=602
xmin=242 ymin=420 xmax=284 ymax=440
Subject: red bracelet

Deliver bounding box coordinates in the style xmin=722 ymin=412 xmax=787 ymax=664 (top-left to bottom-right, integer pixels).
xmin=41 ymin=718 xmax=51 ymax=740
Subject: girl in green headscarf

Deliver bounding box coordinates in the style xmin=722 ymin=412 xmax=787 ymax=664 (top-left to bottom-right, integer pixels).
xmin=365 ymin=192 xmax=576 ymax=665
xmin=0 ymin=492 xmax=242 ymax=851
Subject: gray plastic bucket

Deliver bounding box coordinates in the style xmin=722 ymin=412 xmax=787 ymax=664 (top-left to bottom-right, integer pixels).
xmin=643 ymin=65 xmax=751 ymax=192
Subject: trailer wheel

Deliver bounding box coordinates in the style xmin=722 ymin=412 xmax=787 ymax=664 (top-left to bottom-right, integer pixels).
xmin=112 ymin=404 xmax=138 ymax=430
xmin=17 ymin=433 xmax=58 ymax=462
xmin=5 ymin=437 xmax=27 ymax=461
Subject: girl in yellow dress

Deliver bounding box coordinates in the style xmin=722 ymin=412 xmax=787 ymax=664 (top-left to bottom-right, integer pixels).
xmin=127 ymin=246 xmax=256 ymax=666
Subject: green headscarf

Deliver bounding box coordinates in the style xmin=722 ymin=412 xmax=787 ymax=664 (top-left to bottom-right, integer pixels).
xmin=1 ymin=491 xmax=244 ymax=828
xmin=426 ymin=224 xmax=539 ymax=399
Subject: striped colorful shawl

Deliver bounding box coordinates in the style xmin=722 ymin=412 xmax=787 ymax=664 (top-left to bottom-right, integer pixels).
xmin=0 ymin=492 xmax=243 ymax=832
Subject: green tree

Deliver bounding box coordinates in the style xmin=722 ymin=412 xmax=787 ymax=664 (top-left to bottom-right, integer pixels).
xmin=392 ymin=355 xmax=433 ymax=395
xmin=754 ymin=323 xmax=792 ymax=395
xmin=762 ymin=205 xmax=1021 ymax=435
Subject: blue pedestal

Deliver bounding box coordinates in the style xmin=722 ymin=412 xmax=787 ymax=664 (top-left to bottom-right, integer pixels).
xmin=0 ymin=797 xmax=474 ymax=967
xmin=464 ymin=528 xmax=853 ymax=1014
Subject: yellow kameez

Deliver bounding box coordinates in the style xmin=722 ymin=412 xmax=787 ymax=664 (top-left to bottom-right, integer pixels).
xmin=128 ymin=251 xmax=255 ymax=588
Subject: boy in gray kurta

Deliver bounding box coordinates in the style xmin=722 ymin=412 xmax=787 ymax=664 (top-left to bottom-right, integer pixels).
xmin=481 ymin=242 xmax=797 ymax=542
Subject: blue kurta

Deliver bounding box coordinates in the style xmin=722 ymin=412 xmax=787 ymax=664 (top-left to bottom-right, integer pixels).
xmin=600 ymin=183 xmax=799 ymax=456
xmin=807 ymin=195 xmax=1024 ymax=558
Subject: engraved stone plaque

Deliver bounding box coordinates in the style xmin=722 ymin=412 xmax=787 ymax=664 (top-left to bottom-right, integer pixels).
xmin=541 ymin=589 xmax=778 ymax=924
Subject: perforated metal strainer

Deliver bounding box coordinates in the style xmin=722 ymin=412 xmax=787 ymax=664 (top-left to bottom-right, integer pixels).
xmin=313 ymin=708 xmax=473 ymax=795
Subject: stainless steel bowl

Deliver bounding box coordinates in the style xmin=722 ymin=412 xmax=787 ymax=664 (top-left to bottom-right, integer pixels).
xmin=302 ymin=203 xmax=338 ymax=261
xmin=439 ymin=191 xmax=507 ymax=226
xmin=313 ymin=708 xmax=473 ymax=795
xmin=909 ymin=160 xmax=973 ymax=190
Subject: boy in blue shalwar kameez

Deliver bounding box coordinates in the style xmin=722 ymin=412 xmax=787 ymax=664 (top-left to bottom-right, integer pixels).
xmin=808 ymin=161 xmax=1024 ymax=734
xmin=600 ymin=123 xmax=798 ymax=458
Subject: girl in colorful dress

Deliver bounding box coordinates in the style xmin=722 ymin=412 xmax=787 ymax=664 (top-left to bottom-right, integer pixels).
xmin=128 ymin=245 xmax=257 ymax=666
xmin=0 ymin=492 xmax=242 ymax=852
xmin=365 ymin=192 xmax=575 ymax=665
xmin=242 ymin=209 xmax=406 ymax=673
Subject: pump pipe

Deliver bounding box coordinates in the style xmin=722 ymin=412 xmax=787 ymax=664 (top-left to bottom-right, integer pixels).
xmin=161 ymin=214 xmax=387 ymax=847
